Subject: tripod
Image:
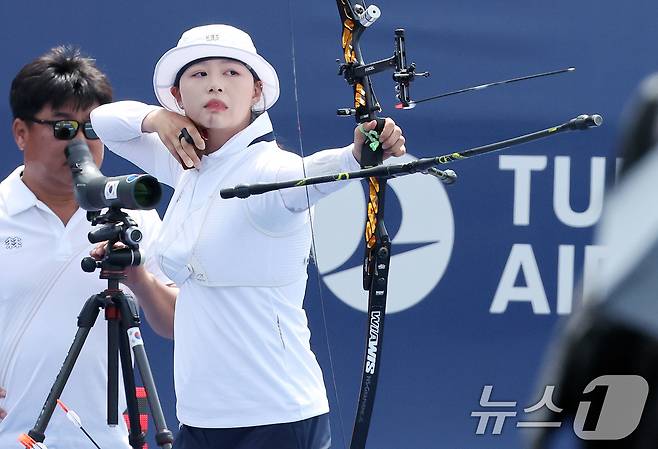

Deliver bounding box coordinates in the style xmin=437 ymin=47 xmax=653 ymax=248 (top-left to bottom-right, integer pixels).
xmin=20 ymin=208 xmax=174 ymax=449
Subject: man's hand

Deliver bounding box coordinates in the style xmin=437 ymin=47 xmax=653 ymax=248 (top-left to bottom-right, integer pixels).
xmin=90 ymin=244 xmax=178 ymax=339
xmin=89 ymin=243 xmax=148 ymax=290
xmin=142 ymin=109 xmax=206 ymax=169
xmin=352 ymin=117 xmax=406 ymax=163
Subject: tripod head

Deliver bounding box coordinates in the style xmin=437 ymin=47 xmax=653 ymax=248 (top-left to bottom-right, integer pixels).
xmin=81 ymin=207 xmax=144 ymax=279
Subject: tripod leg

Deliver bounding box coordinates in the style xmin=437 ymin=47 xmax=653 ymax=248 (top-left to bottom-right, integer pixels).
xmin=119 ymin=326 xmax=146 ymax=449
xmin=107 ymin=306 xmax=120 ymax=426
xmin=26 ymin=294 xmax=103 ymax=444
xmin=116 ymin=291 xmax=174 ymax=449
xmin=129 ymin=334 xmax=174 ymax=449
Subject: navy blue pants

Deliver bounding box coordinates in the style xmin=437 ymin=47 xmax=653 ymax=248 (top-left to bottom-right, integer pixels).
xmin=172 ymin=414 xmax=331 ymax=449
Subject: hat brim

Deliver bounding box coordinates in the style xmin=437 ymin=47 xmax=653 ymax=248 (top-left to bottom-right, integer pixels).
xmin=153 ymin=44 xmax=280 ymax=113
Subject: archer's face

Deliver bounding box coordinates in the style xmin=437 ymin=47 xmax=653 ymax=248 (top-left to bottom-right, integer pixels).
xmin=173 ymin=58 xmax=263 ymax=135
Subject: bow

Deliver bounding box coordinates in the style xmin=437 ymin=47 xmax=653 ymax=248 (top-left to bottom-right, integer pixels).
xmin=333 ymin=2 xmax=422 ymax=448
xmin=283 ymin=3 xmax=414 ymax=446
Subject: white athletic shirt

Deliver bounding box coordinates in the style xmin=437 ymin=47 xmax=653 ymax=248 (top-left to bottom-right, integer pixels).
xmin=91 ymin=102 xmax=360 ymax=428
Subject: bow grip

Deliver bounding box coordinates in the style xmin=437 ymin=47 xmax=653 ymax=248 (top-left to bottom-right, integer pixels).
xmin=359 ymin=118 xmax=387 ymax=168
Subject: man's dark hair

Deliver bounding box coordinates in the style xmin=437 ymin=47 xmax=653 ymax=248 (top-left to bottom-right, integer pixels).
xmin=10 ymin=45 xmax=113 ymax=119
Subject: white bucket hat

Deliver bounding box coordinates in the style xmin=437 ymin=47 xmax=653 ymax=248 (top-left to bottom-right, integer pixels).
xmin=153 ymin=24 xmax=280 ymax=113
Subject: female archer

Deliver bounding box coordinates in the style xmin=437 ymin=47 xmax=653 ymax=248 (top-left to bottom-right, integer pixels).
xmin=91 ymin=24 xmax=406 ymax=449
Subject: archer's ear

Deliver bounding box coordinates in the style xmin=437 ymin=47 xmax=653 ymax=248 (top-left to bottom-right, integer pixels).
xmin=170 ymin=86 xmax=184 ymax=110
xmin=252 ymin=81 xmax=263 ymax=106
xmin=12 ymin=118 xmax=28 ymax=151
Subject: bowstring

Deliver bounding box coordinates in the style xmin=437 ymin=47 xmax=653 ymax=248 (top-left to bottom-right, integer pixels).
xmin=286 ymin=2 xmax=349 ymax=448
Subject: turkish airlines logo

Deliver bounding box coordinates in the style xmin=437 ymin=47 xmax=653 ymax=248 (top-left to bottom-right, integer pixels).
xmin=312 ymin=153 xmax=455 ymax=313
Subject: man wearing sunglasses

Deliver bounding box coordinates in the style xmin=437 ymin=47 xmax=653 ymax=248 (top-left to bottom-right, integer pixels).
xmin=0 ymin=46 xmax=168 ymax=449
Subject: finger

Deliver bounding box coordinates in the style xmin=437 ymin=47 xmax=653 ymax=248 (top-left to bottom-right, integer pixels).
xmin=179 ymin=126 xmax=205 ymax=154
xmin=89 ymin=247 xmax=102 ymax=259
xmin=360 ymin=120 xmax=378 ymax=131
xmin=172 ymin=138 xmax=194 ymax=168
xmin=177 ymin=129 xmax=202 ymax=167
xmin=380 ymin=127 xmax=402 ymax=149
xmin=378 ymin=118 xmax=396 ymax=142
xmin=0 ymin=387 xmax=6 ymax=418
xmin=353 ymin=127 xmax=365 ymax=145
xmin=384 ymin=141 xmax=406 ymax=158
xmin=382 ymin=130 xmax=403 ymax=150
xmin=186 ymin=126 xmax=206 ymax=150
xmin=180 ymin=138 xmax=202 ymax=168
xmin=89 ymin=242 xmax=106 ymax=259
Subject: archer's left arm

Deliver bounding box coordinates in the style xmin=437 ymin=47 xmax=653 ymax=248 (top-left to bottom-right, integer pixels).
xmin=279 ymin=117 xmax=406 ymax=211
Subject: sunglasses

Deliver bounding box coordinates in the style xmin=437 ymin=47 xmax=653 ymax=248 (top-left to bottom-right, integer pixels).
xmin=25 ymin=117 xmax=99 ymax=140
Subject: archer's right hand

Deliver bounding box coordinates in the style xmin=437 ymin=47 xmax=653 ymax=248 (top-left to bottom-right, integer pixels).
xmin=142 ymin=109 xmax=207 ymax=169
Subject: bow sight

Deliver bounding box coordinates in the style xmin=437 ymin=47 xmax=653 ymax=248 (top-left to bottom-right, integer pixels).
xmin=336 ymin=12 xmax=430 ymax=117
xmin=336 ymin=3 xmax=578 ymax=116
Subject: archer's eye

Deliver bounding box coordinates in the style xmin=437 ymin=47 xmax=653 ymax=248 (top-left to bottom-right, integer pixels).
xmin=192 ymin=71 xmax=207 ymax=77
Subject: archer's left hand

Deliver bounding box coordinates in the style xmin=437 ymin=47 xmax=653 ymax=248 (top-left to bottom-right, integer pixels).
xmin=352 ymin=118 xmax=406 ymax=162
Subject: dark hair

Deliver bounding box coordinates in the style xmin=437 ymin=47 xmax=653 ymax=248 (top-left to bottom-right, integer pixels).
xmin=9 ymin=45 xmax=113 ymax=119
